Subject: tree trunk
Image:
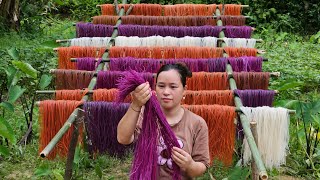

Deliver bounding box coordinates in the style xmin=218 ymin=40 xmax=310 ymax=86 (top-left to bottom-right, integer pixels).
xmin=0 ymin=0 xmax=20 ymax=31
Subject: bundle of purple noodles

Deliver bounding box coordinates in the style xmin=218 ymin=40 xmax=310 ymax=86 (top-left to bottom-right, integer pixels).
xmin=116 ymin=70 xmax=181 ymax=180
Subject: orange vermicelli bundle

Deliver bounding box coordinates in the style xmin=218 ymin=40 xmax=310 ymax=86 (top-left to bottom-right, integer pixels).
xmin=224 ymin=47 xmax=257 ymax=57
xmin=223 ymin=4 xmax=242 ymax=15
xmin=109 ymin=47 xmax=224 ymax=59
xmin=218 ymin=16 xmax=246 ymax=26
xmin=100 ymin=4 xmax=115 ymax=15
xmin=54 ymin=89 xmax=88 ymax=100
xmin=183 ymin=104 xmax=236 ymax=166
xmin=39 ymin=100 xmax=83 ymax=159
xmin=182 ymin=90 xmax=234 ymax=106
xmin=58 ymin=46 xmax=106 ymax=69
xmin=163 ymin=4 xmax=217 ymax=16
xmin=93 ymin=15 xmax=217 ymax=26
xmin=186 ymin=72 xmax=229 ymax=90
xmin=92 ymin=16 xmax=119 ymax=25
xmin=233 ymin=72 xmax=270 ymax=90
xmin=93 ymin=88 xmax=131 ymax=102
xmin=54 ymin=69 xmax=95 ymax=90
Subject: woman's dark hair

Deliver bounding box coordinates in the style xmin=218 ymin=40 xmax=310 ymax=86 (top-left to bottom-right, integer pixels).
xmin=156 ymin=62 xmax=192 ymax=87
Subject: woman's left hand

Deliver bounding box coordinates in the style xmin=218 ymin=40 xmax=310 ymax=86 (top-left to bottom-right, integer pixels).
xmin=171 ymin=146 xmax=194 ymax=171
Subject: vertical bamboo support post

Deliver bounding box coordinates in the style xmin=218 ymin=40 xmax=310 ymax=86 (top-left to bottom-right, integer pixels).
xmin=215 ymin=7 xmax=268 ymax=179
xmin=64 ymin=111 xmax=83 ymax=180
xmin=39 ymin=0 xmax=128 ymax=158
xmin=250 ymin=121 xmax=259 ymax=180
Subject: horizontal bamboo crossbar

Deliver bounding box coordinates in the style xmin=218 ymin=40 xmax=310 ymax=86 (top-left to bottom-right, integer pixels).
xmin=36 ymin=89 xmax=279 ymax=95
xmin=53 ymin=46 xmax=263 ymax=52
xmin=48 ymin=69 xmax=280 ymax=78
xmin=96 ymin=4 xmax=250 ymax=8
xmin=56 ymin=38 xmax=263 ymax=43
xmin=70 ymin=57 xmax=269 ymax=62
xmin=35 ymin=101 xmax=295 ymax=115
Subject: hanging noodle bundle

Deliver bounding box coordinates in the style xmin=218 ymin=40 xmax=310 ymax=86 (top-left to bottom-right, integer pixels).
xmin=217 ymin=16 xmax=246 ymax=26
xmin=233 ymin=72 xmax=270 ymax=90
xmin=115 ymin=36 xmax=218 ymax=47
xmin=182 ymin=90 xmax=234 ymax=106
xmin=108 ymin=57 xmax=227 ymax=73
xmin=83 ymin=101 xmax=131 ymax=157
xmin=223 ymin=38 xmax=256 ymax=48
xmin=93 ymin=16 xmax=217 ymax=26
xmin=70 ymin=37 xmax=112 ymax=47
xmin=109 ymin=57 xmax=161 ymax=73
xmin=96 ymin=71 xmax=154 ymax=89
xmin=234 ymin=90 xmax=275 ymax=107
xmin=116 ymin=70 xmax=181 ymax=180
xmin=224 ymin=47 xmax=257 ymax=57
xmin=223 ymin=4 xmax=242 ymax=15
xmin=118 ymin=25 xmax=223 ymax=38
xmin=186 ymin=72 xmax=229 ymax=90
xmin=93 ymin=89 xmax=131 ymax=102
xmin=101 ymin=4 xmax=163 ymax=16
xmin=109 ymin=47 xmax=224 ymax=59
xmin=76 ymin=23 xmax=114 ymax=38
xmin=228 ymin=56 xmax=263 ymax=72
xmin=163 ymin=4 xmax=219 ymax=16
xmin=54 ymin=89 xmax=88 ymax=100
xmin=39 ymin=100 xmax=83 ymax=159
xmin=241 ymin=107 xmax=290 ymax=169
xmin=183 ymin=105 xmax=236 ymax=166
xmin=58 ymin=46 xmax=106 ymax=69
xmin=76 ymin=57 xmax=102 ymax=71
xmin=224 ymin=26 xmax=252 ymax=38
xmin=54 ymin=69 xmax=94 ymax=90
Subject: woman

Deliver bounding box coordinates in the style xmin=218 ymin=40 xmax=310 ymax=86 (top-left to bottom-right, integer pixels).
xmin=117 ymin=63 xmax=210 ymax=179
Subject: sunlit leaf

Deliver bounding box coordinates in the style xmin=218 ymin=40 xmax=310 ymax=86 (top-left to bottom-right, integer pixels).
xmin=39 ymin=74 xmax=52 ymax=90
xmin=8 ymin=85 xmax=25 ymax=103
xmin=7 ymin=47 xmax=19 ymax=60
xmin=12 ymin=60 xmax=38 ymax=78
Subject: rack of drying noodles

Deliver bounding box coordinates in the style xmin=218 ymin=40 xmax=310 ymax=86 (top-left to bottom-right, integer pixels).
xmin=36 ymin=1 xmax=295 ymax=179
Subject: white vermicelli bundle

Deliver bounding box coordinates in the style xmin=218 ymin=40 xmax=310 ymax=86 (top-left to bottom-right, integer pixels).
xmin=223 ymin=38 xmax=256 ymax=48
xmin=241 ymin=106 xmax=290 ymax=169
xmin=70 ymin=37 xmax=112 ymax=47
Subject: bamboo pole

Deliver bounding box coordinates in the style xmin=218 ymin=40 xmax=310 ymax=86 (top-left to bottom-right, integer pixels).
xmin=250 ymin=121 xmax=259 ymax=180
xmin=96 ymin=4 xmax=250 ymax=8
xmin=64 ymin=115 xmax=82 ymax=180
xmin=48 ymin=69 xmax=279 ymax=79
xmin=56 ymin=38 xmax=264 ymax=44
xmin=213 ymin=15 xmax=250 ymax=18
xmin=39 ymin=0 xmax=128 ymax=158
xmin=53 ymin=46 xmax=263 ymax=52
xmin=35 ymin=101 xmax=296 ymax=115
xmin=216 ymin=8 xmax=268 ymax=179
xmin=70 ymin=57 xmax=269 ymax=62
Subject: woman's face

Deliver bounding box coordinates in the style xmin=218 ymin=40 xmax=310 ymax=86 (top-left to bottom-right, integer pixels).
xmin=156 ymin=69 xmax=185 ymax=110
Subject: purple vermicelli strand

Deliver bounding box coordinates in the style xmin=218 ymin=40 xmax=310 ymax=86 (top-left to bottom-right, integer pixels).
xmin=228 ymin=57 xmax=263 ymax=72
xmin=83 ymin=101 xmax=131 ymax=157
xmin=76 ymin=57 xmax=96 ymax=71
xmin=76 ymin=22 xmax=113 ymax=37
xmin=118 ymin=25 xmax=222 ymax=37
xmin=115 ymin=70 xmax=181 ymax=180
xmin=109 ymin=57 xmax=161 ymax=73
xmin=224 ymin=26 xmax=253 ymax=38
xmin=208 ymin=58 xmax=227 ymax=72
xmin=234 ymin=89 xmax=275 ymax=107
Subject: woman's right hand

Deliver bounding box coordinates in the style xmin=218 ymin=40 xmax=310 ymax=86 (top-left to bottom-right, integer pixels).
xmin=131 ymin=82 xmax=152 ymax=109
